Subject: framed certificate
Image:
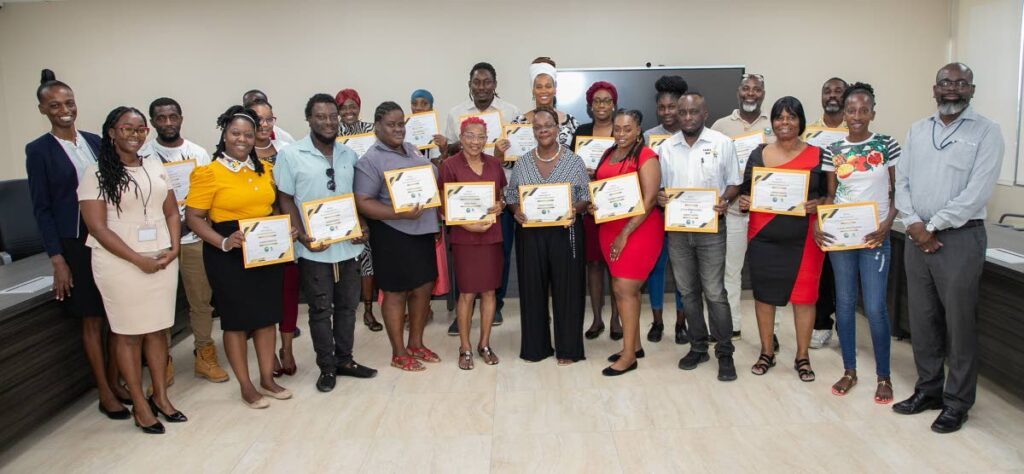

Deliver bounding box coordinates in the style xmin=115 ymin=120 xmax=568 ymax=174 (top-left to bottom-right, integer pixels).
xmin=301 ymin=193 xmax=362 ymax=246
xmin=458 ymin=111 xmax=505 ymax=151
xmin=750 ymin=167 xmax=810 ymax=216
xmin=239 ymin=215 xmax=294 ymax=268
xmin=443 ymin=182 xmax=496 ymax=225
xmin=802 ymin=127 xmax=847 ymax=149
xmin=503 ymin=124 xmax=536 ymax=162
xmin=817 ymin=202 xmax=879 ymax=251
xmin=163 ymin=159 xmax=196 ymax=204
xmin=383 ymin=164 xmax=441 ymax=212
xmin=664 ymin=188 xmax=719 ymax=233
xmin=519 ymin=183 xmax=573 ymax=227
xmin=574 ymin=136 xmax=615 ymax=169
xmin=732 ymin=131 xmax=765 ymax=171
xmin=404 ymin=111 xmax=440 ymax=150
xmin=588 ymin=172 xmax=645 ymax=224
xmin=647 ymin=134 xmax=672 ymax=150
xmin=336 ymin=132 xmax=377 ymax=159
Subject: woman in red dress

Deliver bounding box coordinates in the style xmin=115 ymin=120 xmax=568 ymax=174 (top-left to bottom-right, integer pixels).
xmin=590 ymin=109 xmax=664 ymax=376
xmin=738 ymin=97 xmax=827 ymax=382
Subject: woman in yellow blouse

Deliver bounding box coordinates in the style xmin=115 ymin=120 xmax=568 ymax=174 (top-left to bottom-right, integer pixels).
xmin=185 ymin=106 xmax=294 ymax=409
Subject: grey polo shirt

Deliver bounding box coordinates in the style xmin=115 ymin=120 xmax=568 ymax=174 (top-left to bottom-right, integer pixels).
xmin=353 ymin=141 xmax=440 ymax=235
xmin=895 ymin=106 xmax=1003 ymax=230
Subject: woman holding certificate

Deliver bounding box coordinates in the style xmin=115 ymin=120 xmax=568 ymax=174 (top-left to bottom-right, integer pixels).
xmin=738 ymin=97 xmax=827 ymax=382
xmin=79 ymin=106 xmax=185 ymax=434
xmin=353 ymin=101 xmax=441 ymax=372
xmin=573 ymin=81 xmax=622 ymax=341
xmin=439 ymin=117 xmax=507 ymax=369
xmin=816 ymin=83 xmax=899 ymax=403
xmin=505 ymin=107 xmax=589 ymax=365
xmin=590 ymin=109 xmax=663 ymax=376
xmin=508 ymin=57 xmax=580 ymax=149
xmin=186 ymin=106 xmax=293 ymax=408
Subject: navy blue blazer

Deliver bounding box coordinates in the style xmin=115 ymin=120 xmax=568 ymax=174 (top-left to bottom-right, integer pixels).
xmin=25 ymin=132 xmax=102 ymax=257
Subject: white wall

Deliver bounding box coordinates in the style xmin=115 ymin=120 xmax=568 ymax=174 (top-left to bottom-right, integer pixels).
xmin=1 ymin=0 xmax=950 ymax=181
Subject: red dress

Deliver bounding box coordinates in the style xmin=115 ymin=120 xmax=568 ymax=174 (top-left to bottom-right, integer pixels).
xmin=595 ymin=147 xmax=664 ymax=279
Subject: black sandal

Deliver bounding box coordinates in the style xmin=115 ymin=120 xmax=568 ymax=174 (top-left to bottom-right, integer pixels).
xmin=794 ymin=358 xmax=816 ymax=382
xmin=751 ymin=353 xmax=776 ymax=375
xmin=363 ymin=310 xmax=383 ymax=332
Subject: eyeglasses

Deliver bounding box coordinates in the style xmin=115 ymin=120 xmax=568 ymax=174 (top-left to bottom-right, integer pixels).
xmin=591 ymin=98 xmax=615 ymax=106
xmin=258 ymin=116 xmax=277 ymax=125
xmin=116 ymin=127 xmax=150 ymax=137
xmin=326 ymin=167 xmax=336 ymax=191
xmin=742 ymin=73 xmax=765 ymax=84
xmin=937 ymin=79 xmax=972 ymax=90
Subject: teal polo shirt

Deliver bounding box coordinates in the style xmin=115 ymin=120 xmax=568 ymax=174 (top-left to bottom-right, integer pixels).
xmin=272 ymin=135 xmax=364 ymax=263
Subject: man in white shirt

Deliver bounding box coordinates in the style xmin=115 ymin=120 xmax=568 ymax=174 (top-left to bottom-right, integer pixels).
xmin=141 ymin=97 xmax=227 ymax=384
xmin=657 ymin=92 xmax=740 ymax=381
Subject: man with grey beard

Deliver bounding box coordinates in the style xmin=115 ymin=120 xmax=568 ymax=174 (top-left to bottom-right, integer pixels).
xmin=892 ymin=63 xmax=1003 ymax=434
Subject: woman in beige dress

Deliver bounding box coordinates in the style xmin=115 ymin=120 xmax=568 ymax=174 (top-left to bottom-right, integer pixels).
xmin=80 ymin=106 xmax=186 ymax=434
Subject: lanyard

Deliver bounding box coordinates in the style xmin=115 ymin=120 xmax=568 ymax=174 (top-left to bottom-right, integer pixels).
xmin=931 ymin=120 xmax=965 ymax=150
xmin=126 ymin=161 xmax=154 ymax=220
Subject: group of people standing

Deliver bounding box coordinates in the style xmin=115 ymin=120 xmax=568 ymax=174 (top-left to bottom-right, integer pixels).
xmin=27 ymin=57 xmax=1000 ymax=435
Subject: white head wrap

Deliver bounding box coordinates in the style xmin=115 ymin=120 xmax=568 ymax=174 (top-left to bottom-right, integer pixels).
xmin=529 ymin=62 xmax=557 ymax=85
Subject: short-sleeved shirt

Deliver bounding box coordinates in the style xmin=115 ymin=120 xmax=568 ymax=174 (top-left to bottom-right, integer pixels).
xmin=656 ymin=127 xmax=742 ymax=193
xmin=273 ymin=135 xmax=364 ymax=263
xmin=78 ymin=159 xmax=173 ymax=253
xmin=504 ymin=145 xmax=590 ymax=206
xmin=643 ymin=124 xmax=673 ymax=144
xmin=140 ymin=138 xmax=212 ymax=244
xmin=444 ymin=98 xmax=521 ymax=142
xmin=438 ymin=152 xmax=507 ymax=245
xmin=821 ymin=134 xmax=901 ymax=221
xmin=185 ymin=158 xmax=276 ymax=223
xmin=711 ymin=109 xmax=776 ymax=216
xmin=353 ymin=141 xmax=440 ymax=235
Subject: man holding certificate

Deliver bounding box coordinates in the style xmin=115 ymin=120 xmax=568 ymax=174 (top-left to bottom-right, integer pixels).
xmin=273 ymin=94 xmax=378 ymax=393
xmin=655 ymin=92 xmax=740 ymax=382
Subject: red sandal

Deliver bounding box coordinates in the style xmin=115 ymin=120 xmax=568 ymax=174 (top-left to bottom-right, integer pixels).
xmin=391 ymin=355 xmax=425 ymax=372
xmin=407 ymin=346 xmax=441 ymax=363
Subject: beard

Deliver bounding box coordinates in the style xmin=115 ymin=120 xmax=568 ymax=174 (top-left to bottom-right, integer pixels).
xmin=938 ymin=99 xmax=968 ymax=116
xmin=824 ymin=102 xmax=841 ymax=114
xmin=311 ymin=129 xmax=337 ymax=145
xmin=741 ymin=102 xmax=758 ymax=113
xmin=158 ymin=131 xmax=180 ymax=143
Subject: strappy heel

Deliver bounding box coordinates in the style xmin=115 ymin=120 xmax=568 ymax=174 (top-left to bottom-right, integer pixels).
xmin=751 ymin=353 xmax=776 ymax=375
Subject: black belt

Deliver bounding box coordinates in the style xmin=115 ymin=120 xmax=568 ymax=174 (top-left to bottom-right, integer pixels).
xmin=945 ymin=219 xmax=984 ymax=231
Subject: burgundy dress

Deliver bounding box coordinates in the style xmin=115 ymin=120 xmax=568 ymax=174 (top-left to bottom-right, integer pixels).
xmin=594 ymin=146 xmax=664 ymax=280
xmin=439 ymin=152 xmax=507 ymax=293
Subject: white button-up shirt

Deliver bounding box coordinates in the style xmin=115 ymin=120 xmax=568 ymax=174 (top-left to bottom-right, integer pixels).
xmin=657 ymin=127 xmax=741 ymax=193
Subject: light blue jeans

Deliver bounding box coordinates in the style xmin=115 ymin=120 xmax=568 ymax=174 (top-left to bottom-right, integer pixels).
xmin=646 ymin=235 xmax=683 ymax=312
xmin=829 ymin=238 xmax=891 ymax=376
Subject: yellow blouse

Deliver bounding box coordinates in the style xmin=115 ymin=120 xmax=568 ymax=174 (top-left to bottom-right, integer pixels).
xmin=185 ymin=159 xmax=275 ymax=223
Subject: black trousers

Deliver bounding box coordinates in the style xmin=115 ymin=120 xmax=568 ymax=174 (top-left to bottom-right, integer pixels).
xmin=814 ymin=256 xmax=837 ymax=330
xmin=298 ymin=258 xmax=361 ymax=371
xmin=516 ymin=218 xmax=586 ymax=362
xmin=905 ymin=224 xmax=985 ymax=411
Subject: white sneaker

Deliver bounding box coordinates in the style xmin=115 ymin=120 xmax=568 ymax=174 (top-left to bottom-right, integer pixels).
xmin=810 ymin=329 xmax=832 ymax=349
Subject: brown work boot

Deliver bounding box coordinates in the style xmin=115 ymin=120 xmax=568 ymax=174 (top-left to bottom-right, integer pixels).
xmin=146 ymin=355 xmax=176 ymax=397
xmin=194 ymin=344 xmax=229 ymax=383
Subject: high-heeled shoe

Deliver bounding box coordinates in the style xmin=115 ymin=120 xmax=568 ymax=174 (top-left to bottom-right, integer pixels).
xmin=98 ymin=402 xmax=130 ymax=420
xmin=133 ymin=409 xmax=165 ymax=434
xmin=279 ymin=348 xmax=297 ymax=376
xmin=602 ymin=361 xmax=638 ymax=376
xmin=148 ymin=396 xmax=187 ymax=423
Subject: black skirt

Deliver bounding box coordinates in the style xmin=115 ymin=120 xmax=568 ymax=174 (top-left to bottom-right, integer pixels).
xmin=367 ymin=219 xmax=437 ymax=292
xmin=60 ymin=237 xmax=106 ymax=318
xmin=203 ymin=220 xmax=283 ymax=331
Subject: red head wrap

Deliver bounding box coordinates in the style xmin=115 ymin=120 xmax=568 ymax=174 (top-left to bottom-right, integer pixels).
xmin=335 ymin=88 xmax=361 ymax=108
xmin=585 ymin=81 xmax=618 ymax=106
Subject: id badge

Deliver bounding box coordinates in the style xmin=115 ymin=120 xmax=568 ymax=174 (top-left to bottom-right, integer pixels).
xmin=138 ymin=223 xmax=158 ymax=242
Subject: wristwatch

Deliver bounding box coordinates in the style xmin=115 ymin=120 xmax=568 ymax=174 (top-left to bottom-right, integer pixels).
xmin=925 ymin=223 xmax=936 ymax=234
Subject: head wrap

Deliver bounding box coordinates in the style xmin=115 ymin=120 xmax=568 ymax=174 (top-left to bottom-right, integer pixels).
xmin=460 ymin=116 xmax=488 ymax=135
xmin=529 ymin=62 xmax=557 ymax=85
xmin=586 ymin=81 xmax=618 ymax=106
xmin=335 ymin=88 xmax=361 ymax=108
xmin=410 ymin=89 xmax=434 ymax=106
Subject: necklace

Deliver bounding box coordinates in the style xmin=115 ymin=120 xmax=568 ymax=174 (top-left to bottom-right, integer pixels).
xmin=535 ymin=144 xmax=561 ymax=163
xmin=255 ymin=142 xmax=273 ymax=150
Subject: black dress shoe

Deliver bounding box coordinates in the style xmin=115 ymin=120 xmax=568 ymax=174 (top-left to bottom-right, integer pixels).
xmin=647 ymin=322 xmax=664 ymax=343
xmin=678 ymin=351 xmax=710 ymax=370
xmin=674 ymin=325 xmax=689 ymax=345
xmin=336 ymin=362 xmax=378 ymax=379
xmin=893 ymin=390 xmax=944 ymax=415
xmin=610 ymin=330 xmax=623 ymax=341
xmin=316 ymin=370 xmax=336 ymax=392
xmin=133 ymin=410 xmax=165 ymax=434
xmin=608 ymin=349 xmax=645 ymax=362
xmin=601 ymin=361 xmax=638 ymax=376
xmin=148 ymin=397 xmax=187 ymax=423
xmin=447 ymin=319 xmax=459 ymax=336
xmin=717 ymin=355 xmax=737 ymax=382
xmin=931 ymin=406 xmax=969 ymax=434
xmin=98 ymin=402 xmax=130 ymax=420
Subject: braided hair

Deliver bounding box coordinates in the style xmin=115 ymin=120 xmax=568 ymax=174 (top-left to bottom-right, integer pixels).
xmin=598 ymin=109 xmax=645 ymax=169
xmin=96 ymin=106 xmax=148 ymax=214
xmin=841 ymin=81 xmax=876 ymax=108
xmin=212 ymin=105 xmax=264 ymax=175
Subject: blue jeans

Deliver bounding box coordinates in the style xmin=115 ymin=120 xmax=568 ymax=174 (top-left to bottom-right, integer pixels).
xmin=829 ymin=238 xmax=891 ymax=376
xmin=646 ymin=235 xmax=683 ymax=312
xmin=496 ymin=209 xmax=516 ymax=311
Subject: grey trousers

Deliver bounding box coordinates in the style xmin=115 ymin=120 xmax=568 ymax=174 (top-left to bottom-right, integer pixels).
xmin=904 ymin=224 xmax=985 ymax=411
xmin=667 ymin=220 xmax=735 ymax=356
xmin=298 ymin=257 xmax=361 ymax=371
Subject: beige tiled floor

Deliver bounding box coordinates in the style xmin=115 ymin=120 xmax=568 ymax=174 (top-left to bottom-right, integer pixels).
xmin=2 ymin=293 xmax=1023 ymax=473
